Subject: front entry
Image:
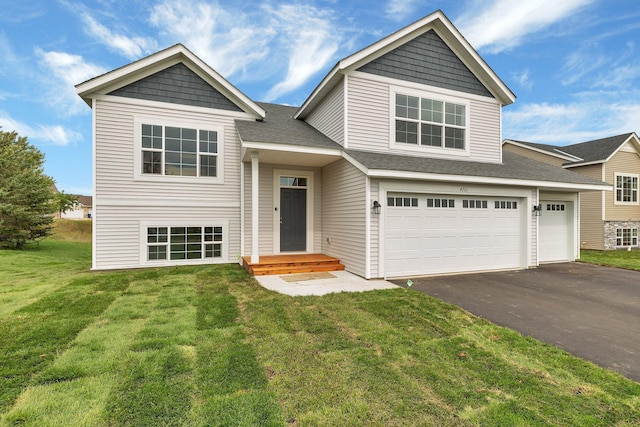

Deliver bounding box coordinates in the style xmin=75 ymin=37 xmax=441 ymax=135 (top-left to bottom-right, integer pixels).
xmin=280 ymin=187 xmax=307 ymax=251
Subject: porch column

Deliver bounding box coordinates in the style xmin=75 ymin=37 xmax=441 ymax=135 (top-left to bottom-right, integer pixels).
xmin=251 ymin=151 xmax=260 ymax=264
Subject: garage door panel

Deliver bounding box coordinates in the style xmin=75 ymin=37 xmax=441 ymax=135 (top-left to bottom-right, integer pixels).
xmin=539 ymin=201 xmax=571 ymax=262
xmin=385 ymin=193 xmax=524 ymax=277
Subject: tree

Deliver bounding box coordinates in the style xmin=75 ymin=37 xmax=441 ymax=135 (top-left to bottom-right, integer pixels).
xmin=55 ymin=191 xmax=78 ymax=217
xmin=0 ymin=129 xmax=56 ymax=248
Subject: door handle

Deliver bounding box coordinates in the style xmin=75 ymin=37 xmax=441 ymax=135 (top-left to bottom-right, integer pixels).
xmin=280 ymin=217 xmax=283 ymax=224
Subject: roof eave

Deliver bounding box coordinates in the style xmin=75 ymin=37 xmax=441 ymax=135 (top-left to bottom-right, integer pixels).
xmin=503 ymin=139 xmax=579 ymax=162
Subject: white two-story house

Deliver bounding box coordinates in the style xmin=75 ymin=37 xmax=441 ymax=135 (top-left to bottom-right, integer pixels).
xmin=76 ymin=10 xmax=608 ymax=278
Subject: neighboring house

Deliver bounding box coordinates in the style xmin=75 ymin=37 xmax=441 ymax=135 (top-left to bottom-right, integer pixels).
xmin=504 ymin=133 xmax=640 ymax=251
xmin=76 ymin=10 xmax=609 ymax=278
xmin=61 ymin=195 xmax=93 ymax=220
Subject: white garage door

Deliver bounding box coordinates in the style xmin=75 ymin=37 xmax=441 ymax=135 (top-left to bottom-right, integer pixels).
xmin=539 ymin=201 xmax=571 ymax=262
xmin=385 ymin=193 xmax=524 ymax=277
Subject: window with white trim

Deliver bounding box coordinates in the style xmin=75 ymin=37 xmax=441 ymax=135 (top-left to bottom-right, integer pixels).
xmin=616 ymin=228 xmax=638 ymax=247
xmin=615 ymin=174 xmax=638 ymax=204
xmin=394 ymin=93 xmax=466 ymax=150
xmin=146 ymin=225 xmax=224 ymax=262
xmin=140 ymin=123 xmax=219 ymax=178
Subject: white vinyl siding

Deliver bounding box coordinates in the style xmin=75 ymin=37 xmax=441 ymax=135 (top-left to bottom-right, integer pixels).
xmin=94 ymin=205 xmax=238 ymax=270
xmin=322 ymin=158 xmax=367 ymax=277
xmin=95 ymin=99 xmax=241 ymax=201
xmin=305 ymin=81 xmax=345 ymax=145
xmin=93 ymin=98 xmax=245 ymax=270
xmin=347 ymin=75 xmax=389 ymax=152
xmin=243 ymin=164 xmax=322 ymax=255
xmin=346 ymin=74 xmax=502 ymax=162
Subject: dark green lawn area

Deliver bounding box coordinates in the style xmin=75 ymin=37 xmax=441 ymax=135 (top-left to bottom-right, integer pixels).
xmin=581 ymin=248 xmax=640 ymax=271
xmin=1 ymin=238 xmax=639 ymax=426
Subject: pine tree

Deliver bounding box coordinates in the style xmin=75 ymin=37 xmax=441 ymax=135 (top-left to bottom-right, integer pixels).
xmin=0 ymin=130 xmax=56 ymax=248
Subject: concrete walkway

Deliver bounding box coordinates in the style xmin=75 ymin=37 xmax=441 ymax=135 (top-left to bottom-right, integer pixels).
xmin=255 ymin=270 xmax=398 ymax=296
xmin=399 ymin=262 xmax=640 ymax=382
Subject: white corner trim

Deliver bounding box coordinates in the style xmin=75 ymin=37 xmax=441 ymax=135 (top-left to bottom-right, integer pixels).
xmin=91 ymin=98 xmax=98 ymax=270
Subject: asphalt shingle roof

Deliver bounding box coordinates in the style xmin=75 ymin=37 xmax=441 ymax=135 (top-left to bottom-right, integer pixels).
xmin=235 ymin=102 xmax=343 ymax=150
xmin=560 ymin=133 xmax=634 ymax=164
xmin=345 ymin=149 xmax=607 ymax=186
xmin=508 ymin=133 xmax=636 ymax=166
xmin=236 ymin=103 xmax=607 ymax=188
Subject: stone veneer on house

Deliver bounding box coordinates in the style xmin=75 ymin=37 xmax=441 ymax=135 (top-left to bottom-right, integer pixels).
xmin=604 ymin=221 xmax=640 ymax=250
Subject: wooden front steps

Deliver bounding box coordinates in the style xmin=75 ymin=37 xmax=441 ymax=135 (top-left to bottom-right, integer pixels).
xmin=242 ymin=254 xmax=345 ymax=276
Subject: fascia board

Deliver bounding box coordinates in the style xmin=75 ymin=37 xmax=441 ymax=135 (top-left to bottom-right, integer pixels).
xmin=363 ymin=168 xmax=611 ymax=191
xmin=503 ymin=139 xmax=579 ymax=162
xmin=240 ymin=141 xmax=342 ymax=157
xmin=563 ymin=159 xmax=605 ymax=168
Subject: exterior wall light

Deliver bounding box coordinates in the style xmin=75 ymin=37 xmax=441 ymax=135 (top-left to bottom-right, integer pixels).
xmin=372 ymin=200 xmax=381 ymax=215
xmin=532 ymin=204 xmax=542 ymax=216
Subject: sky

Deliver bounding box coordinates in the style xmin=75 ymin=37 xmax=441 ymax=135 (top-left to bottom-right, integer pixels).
xmin=1 ymin=0 xmax=639 ymax=196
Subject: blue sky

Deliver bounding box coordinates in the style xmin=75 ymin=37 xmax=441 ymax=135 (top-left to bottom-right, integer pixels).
xmin=1 ymin=0 xmax=639 ymax=195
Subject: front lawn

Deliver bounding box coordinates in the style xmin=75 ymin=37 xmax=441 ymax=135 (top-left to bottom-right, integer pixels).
xmin=1 ymin=240 xmax=639 ymax=426
xmin=581 ymin=249 xmax=640 ymax=271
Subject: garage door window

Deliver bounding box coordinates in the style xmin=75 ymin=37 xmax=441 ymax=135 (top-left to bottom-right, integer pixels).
xmin=388 ymin=197 xmax=418 ymax=207
xmin=463 ymin=199 xmax=488 ymax=209
xmin=495 ymin=201 xmax=518 ymax=209
xmin=427 ymin=198 xmax=455 ymax=208
xmin=547 ymin=204 xmax=565 ymax=211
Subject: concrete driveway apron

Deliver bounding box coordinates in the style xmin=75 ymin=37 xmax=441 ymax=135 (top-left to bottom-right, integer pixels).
xmin=395 ymin=262 xmax=640 ymax=382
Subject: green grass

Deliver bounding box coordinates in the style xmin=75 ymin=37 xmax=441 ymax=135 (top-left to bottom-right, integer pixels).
xmin=581 ymin=249 xmax=640 ymax=271
xmin=1 ymin=241 xmax=639 ymax=425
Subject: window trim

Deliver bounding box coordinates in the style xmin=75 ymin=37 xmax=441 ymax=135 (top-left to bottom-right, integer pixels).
xmin=616 ymin=228 xmax=638 ymax=247
xmin=139 ymin=220 xmax=229 ymax=266
xmin=133 ymin=117 xmax=224 ymax=184
xmin=614 ymin=173 xmax=639 ymax=206
xmin=389 ymin=86 xmax=470 ymax=157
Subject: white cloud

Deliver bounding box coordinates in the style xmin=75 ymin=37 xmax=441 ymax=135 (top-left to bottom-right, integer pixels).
xmin=503 ymin=97 xmax=640 ymax=145
xmin=263 ymin=4 xmax=342 ymax=102
xmin=0 ymin=111 xmax=82 ymax=146
xmin=149 ymin=0 xmax=274 ymax=78
xmin=35 ymin=48 xmax=106 ymax=116
xmin=385 ymin=0 xmax=422 ymax=22
xmin=457 ymin=0 xmax=594 ymax=53
xmin=513 ymin=69 xmax=533 ymax=91
xmin=80 ymin=12 xmax=157 ymax=60
xmin=562 ymin=41 xmax=640 ymax=90
xmin=148 ymin=0 xmax=345 ymax=101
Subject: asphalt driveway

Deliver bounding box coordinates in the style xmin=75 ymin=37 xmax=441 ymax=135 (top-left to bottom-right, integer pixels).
xmin=395 ymin=263 xmax=640 ymax=382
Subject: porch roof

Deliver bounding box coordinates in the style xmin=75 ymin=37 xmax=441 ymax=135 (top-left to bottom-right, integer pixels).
xmin=236 ymin=102 xmax=343 ymax=150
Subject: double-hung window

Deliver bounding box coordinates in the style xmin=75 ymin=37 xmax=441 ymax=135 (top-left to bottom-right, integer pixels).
xmin=615 ymin=174 xmax=638 ymax=204
xmin=395 ymin=92 xmax=467 ymax=150
xmin=137 ymin=119 xmax=222 ymax=181
xmin=616 ymin=228 xmax=638 ymax=247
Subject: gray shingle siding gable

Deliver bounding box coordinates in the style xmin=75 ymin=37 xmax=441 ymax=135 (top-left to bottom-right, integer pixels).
xmin=357 ymin=30 xmax=493 ymax=98
xmin=108 ymin=63 xmax=243 ymax=112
